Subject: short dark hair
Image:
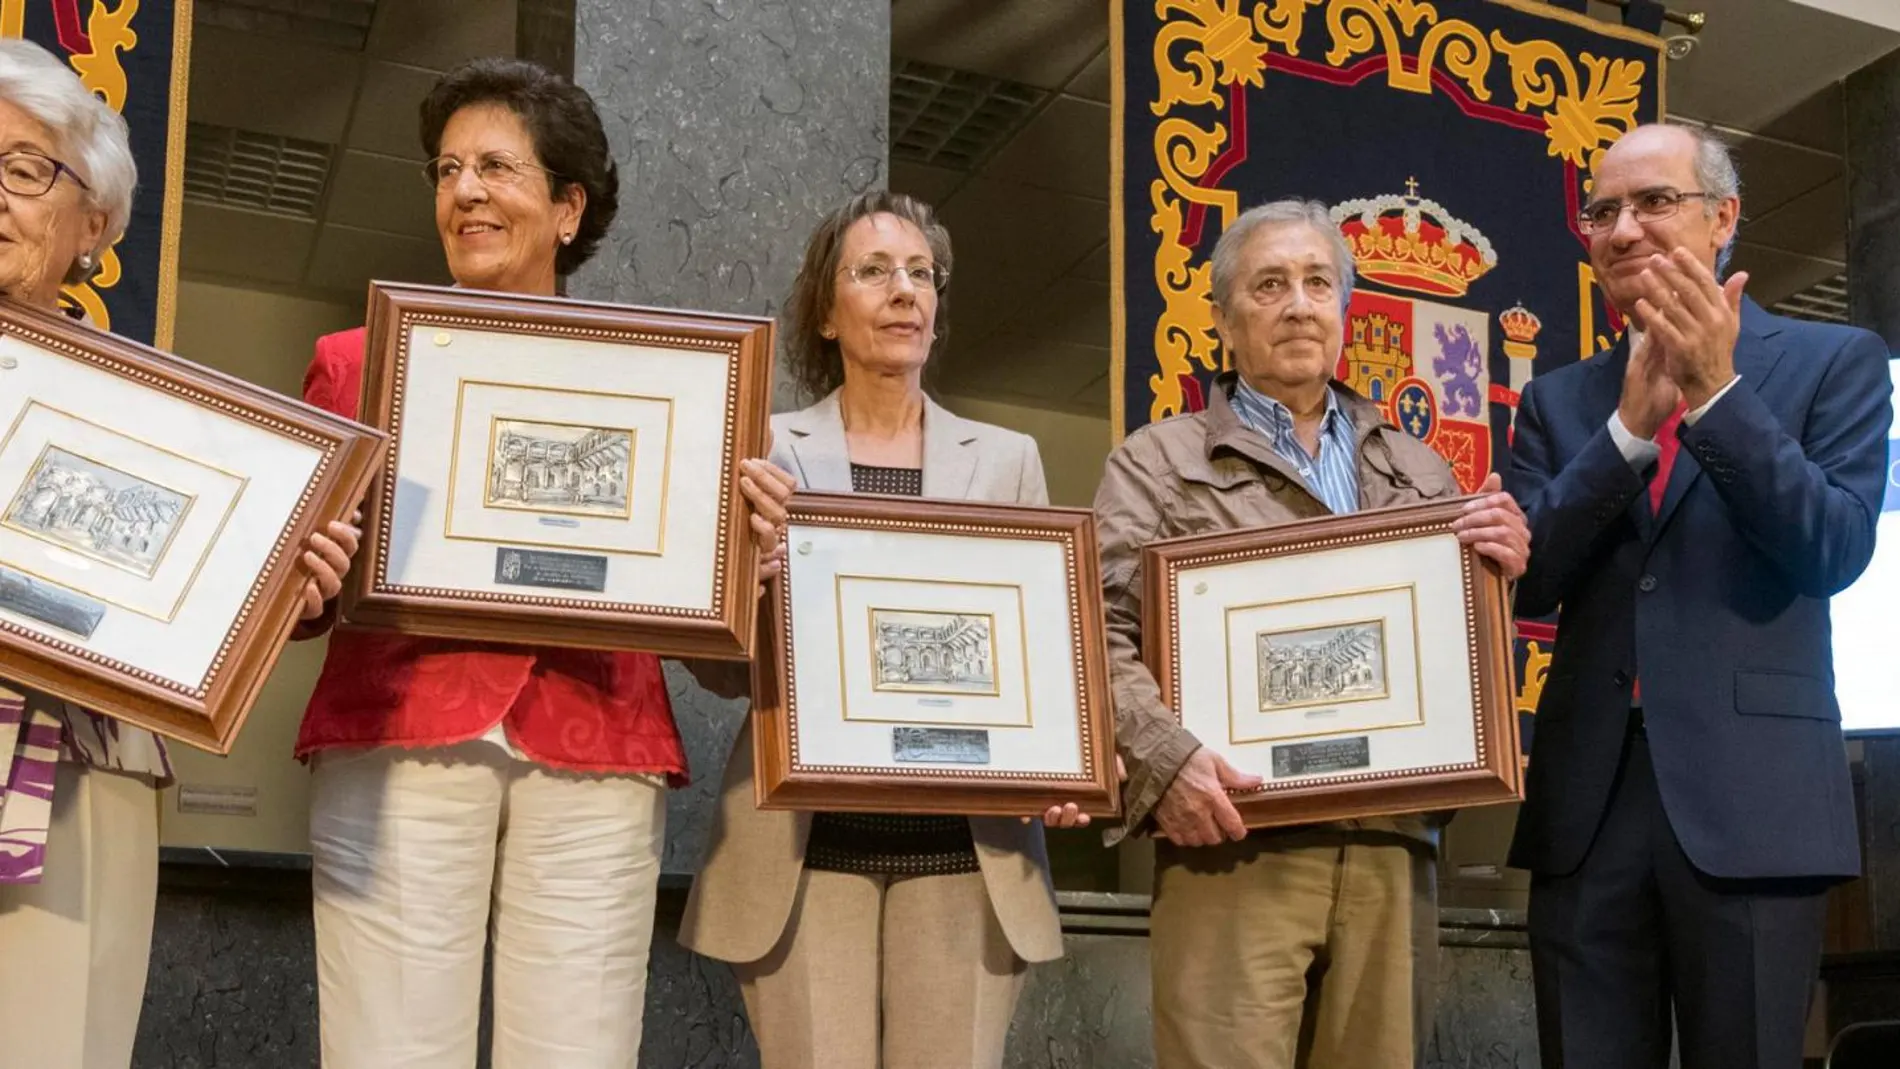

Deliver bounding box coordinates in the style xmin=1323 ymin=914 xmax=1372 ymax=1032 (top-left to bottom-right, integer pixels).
xmin=419 ymin=57 xmax=618 ymax=276
xmin=783 ymin=191 xmax=953 ymax=401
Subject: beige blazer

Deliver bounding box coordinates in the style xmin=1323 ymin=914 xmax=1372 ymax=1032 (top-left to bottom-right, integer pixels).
xmin=679 ymin=390 xmax=1064 ymax=964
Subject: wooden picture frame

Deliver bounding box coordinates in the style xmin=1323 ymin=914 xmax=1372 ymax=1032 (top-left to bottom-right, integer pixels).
xmin=753 ymin=492 xmax=1121 ymax=818
xmin=341 ymin=282 xmax=774 ymax=660
xmin=0 ymin=300 xmax=385 ymax=754
xmin=1144 ymin=498 xmax=1521 ymax=828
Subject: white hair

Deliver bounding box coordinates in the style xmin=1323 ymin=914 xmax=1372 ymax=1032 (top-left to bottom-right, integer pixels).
xmin=0 ymin=38 xmax=137 ymax=279
xmin=1209 ymin=199 xmax=1357 ymax=316
xmin=1653 ymin=121 xmax=1741 ymax=275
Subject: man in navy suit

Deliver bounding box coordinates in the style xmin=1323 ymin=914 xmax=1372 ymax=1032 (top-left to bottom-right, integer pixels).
xmin=1507 ymin=122 xmax=1893 ymax=1069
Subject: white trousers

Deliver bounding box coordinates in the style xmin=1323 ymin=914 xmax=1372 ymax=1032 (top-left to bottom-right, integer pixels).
xmin=0 ymin=763 xmax=159 ymax=1069
xmin=310 ymin=742 xmax=667 ymax=1069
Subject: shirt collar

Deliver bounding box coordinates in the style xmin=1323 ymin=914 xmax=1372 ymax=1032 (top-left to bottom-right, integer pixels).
xmin=1231 ymin=376 xmax=1347 ymax=441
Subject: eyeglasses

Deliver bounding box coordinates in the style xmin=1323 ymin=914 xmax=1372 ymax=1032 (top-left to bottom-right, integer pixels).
xmin=840 ymin=256 xmax=948 ymax=292
xmin=423 ymin=152 xmax=561 ymax=191
xmin=0 ymin=150 xmax=89 ymax=198
xmin=1577 ymin=188 xmax=1714 ymax=234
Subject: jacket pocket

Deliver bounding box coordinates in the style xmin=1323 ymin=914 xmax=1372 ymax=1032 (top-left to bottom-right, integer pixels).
xmin=1733 ymin=669 xmax=1840 ymax=721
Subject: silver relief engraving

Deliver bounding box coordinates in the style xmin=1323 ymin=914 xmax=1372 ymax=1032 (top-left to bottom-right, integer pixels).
xmin=486 ymin=419 xmax=633 ymax=518
xmin=3 ymin=446 xmax=192 ymax=578
xmin=1257 ymin=621 xmax=1389 ymax=711
xmin=871 ymin=610 xmax=999 ymax=696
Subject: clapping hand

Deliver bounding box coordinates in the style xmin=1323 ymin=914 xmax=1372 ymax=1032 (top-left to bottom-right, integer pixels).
xmin=1633 ymin=248 xmax=1746 ymax=411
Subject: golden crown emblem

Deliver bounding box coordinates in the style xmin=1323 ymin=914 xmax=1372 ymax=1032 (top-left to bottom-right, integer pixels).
xmin=1499 ymin=302 xmax=1543 ymax=346
xmin=1331 ymin=178 xmax=1498 ymax=298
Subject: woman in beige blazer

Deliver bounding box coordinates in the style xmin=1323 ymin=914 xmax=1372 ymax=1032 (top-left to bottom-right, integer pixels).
xmin=680 ymin=191 xmax=1086 ymax=1068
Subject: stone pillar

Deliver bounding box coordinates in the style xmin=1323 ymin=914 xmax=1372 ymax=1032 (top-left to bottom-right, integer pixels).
xmin=1842 ymin=56 xmax=1900 ymax=949
xmin=558 ymin=0 xmax=889 ymax=875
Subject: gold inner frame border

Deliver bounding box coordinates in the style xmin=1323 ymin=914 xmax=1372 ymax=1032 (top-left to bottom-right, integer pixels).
xmin=437 ymin=375 xmax=677 ymax=556
xmin=1216 ymin=577 xmax=1428 ymax=744
xmin=1216 ymin=581 xmax=1426 ymax=746
xmin=832 ymin=573 xmax=1031 ymax=728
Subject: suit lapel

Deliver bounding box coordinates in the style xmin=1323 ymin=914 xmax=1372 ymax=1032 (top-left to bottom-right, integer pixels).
xmin=922 ymin=396 xmax=978 ymax=499
xmin=1575 ymin=337 xmax=1656 ymax=532
xmin=785 ymin=391 xmax=853 ymax=492
xmin=1649 ymin=300 xmax=1786 ymax=539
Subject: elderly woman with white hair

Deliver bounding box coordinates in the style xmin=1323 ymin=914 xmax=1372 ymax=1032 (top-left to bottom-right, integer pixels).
xmin=0 ymin=39 xmax=355 ymax=1067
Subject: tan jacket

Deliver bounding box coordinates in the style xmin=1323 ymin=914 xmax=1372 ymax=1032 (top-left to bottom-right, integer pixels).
xmin=678 ymin=391 xmax=1065 ymax=964
xmin=1094 ymin=373 xmax=1464 ymax=845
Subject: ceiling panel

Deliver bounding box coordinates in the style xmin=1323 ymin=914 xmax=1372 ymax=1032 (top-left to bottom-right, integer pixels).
xmin=892 ymin=0 xmax=1106 ymax=90
xmin=1753 ymin=81 xmax=1844 ymax=154
xmin=350 ymin=62 xmax=443 ymax=158
xmin=1069 ymin=368 xmax=1111 ymax=410
xmin=937 ymin=176 xmax=1108 ymax=277
xmin=937 ymin=265 xmax=1046 ymax=358
xmin=982 ymin=96 xmax=1110 ymax=202
xmin=325 ymin=151 xmax=438 ymax=239
xmin=938 ymin=333 xmax=1109 ymax=406
xmin=305 ymin=225 xmax=450 ymax=297
xmin=1727 ymin=133 xmax=1841 ymax=217
xmin=187 ymin=26 xmax=361 ymax=144
xmin=1660 ymin=0 xmax=1898 ymax=130
xmin=1071 ymin=240 xmax=1110 ymax=284
xmin=1740 ymin=176 xmax=1847 ymax=261
xmin=1014 ymin=277 xmax=1110 ymax=348
xmin=889 ymin=161 xmax=967 ymax=207
xmin=1727 ymin=241 xmax=1846 ymax=307
xmin=1790 ymin=1 xmax=1900 ymax=34
xmin=365 ymin=0 xmax=518 ymax=70
xmin=178 ymin=203 xmax=317 ymax=286
xmin=1069 ymin=49 xmax=1110 ymax=104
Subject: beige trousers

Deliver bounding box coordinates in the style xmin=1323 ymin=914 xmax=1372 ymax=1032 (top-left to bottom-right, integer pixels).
xmin=734 ymin=867 xmax=1027 ymax=1069
xmin=309 ymin=742 xmax=666 ymax=1069
xmin=1150 ymin=830 xmax=1438 ymax=1069
xmin=0 ymin=762 xmax=159 ymax=1069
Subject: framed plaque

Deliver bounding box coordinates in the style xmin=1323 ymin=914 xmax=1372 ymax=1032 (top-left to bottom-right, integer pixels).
xmin=0 ymin=301 xmax=385 ymax=753
xmin=754 ymin=492 xmax=1120 ymax=817
xmin=342 ymin=282 xmax=774 ymax=660
xmin=1144 ymin=498 xmax=1520 ymax=828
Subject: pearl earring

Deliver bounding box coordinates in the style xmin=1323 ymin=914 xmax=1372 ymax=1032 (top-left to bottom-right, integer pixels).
xmin=75 ymin=253 xmax=94 ymax=272
xmin=560 ymin=233 xmax=574 ymax=245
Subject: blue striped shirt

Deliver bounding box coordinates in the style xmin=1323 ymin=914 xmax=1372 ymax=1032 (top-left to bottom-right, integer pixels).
xmin=1228 ymin=379 xmax=1362 ymax=515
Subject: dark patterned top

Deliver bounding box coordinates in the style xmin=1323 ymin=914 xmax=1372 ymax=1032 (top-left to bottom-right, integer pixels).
xmin=846 ymin=462 xmax=923 ymax=497
xmin=802 ymin=463 xmax=980 ymax=878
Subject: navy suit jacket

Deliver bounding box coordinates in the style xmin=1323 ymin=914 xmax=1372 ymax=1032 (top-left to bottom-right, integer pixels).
xmin=1506 ymin=298 xmax=1892 ymax=881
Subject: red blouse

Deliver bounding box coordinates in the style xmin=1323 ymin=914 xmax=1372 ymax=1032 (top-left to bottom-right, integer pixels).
xmin=292 ymin=328 xmax=687 ymax=782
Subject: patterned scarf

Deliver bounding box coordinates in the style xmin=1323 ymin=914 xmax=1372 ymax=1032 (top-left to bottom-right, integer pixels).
xmin=0 ymin=682 xmax=60 ymax=883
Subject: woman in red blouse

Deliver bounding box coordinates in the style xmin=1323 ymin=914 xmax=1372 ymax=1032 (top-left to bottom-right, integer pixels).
xmin=292 ymin=58 xmax=684 ymax=1068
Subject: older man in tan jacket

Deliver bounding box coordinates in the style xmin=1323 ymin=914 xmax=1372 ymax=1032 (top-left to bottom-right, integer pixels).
xmin=1095 ymin=199 xmax=1531 ymax=1069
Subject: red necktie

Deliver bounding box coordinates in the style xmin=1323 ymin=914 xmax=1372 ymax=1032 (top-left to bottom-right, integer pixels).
xmin=1648 ymin=402 xmax=1689 ymax=514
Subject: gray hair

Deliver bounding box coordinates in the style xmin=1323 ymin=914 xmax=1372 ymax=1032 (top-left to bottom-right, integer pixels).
xmin=0 ymin=39 xmax=137 ymax=282
xmin=1209 ymin=199 xmax=1356 ymax=316
xmin=1661 ymin=121 xmax=1741 ymax=274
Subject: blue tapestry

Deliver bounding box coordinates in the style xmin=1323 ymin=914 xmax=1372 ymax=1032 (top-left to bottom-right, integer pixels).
xmin=7 ymin=0 xmax=189 ymax=346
